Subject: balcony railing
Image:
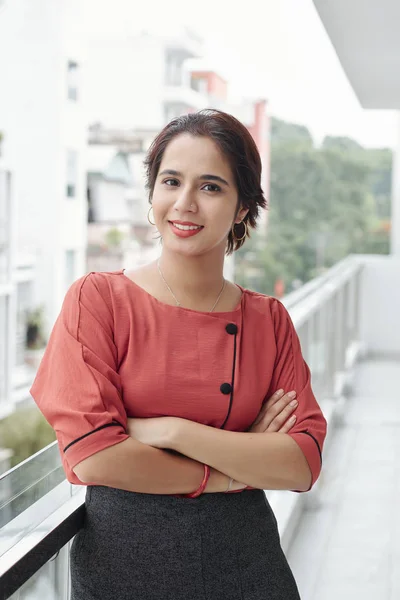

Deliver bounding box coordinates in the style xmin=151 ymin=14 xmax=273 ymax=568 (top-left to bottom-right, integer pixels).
xmin=0 ymin=254 xmax=366 ymax=599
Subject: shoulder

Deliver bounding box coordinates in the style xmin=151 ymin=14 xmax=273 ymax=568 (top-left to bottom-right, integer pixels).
xmin=64 ymin=270 xmax=126 ymax=308
xmin=242 ymin=289 xmax=295 ymax=339
xmin=59 ymin=270 xmax=127 ymax=335
xmin=243 ymin=288 xmax=289 ymax=322
xmin=244 ymin=289 xmax=302 ymax=359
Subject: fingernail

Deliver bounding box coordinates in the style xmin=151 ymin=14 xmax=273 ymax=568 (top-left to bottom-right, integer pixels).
xmin=290 ymin=415 xmax=297 ymax=422
xmin=288 ymin=390 xmax=296 ymax=399
xmin=290 ymin=399 xmax=298 ymax=407
xmin=277 ymin=389 xmax=284 ymax=396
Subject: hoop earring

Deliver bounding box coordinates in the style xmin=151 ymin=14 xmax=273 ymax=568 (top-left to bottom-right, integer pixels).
xmin=232 ymin=220 xmax=247 ymax=242
xmin=147 ymin=206 xmax=156 ymax=226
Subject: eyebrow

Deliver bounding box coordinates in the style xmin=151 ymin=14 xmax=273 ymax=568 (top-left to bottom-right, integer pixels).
xmin=159 ymin=169 xmax=230 ymax=187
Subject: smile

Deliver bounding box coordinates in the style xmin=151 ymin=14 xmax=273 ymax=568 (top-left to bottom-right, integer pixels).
xmin=171 ymin=222 xmax=202 ymax=231
xmin=168 ymin=221 xmax=204 ymax=238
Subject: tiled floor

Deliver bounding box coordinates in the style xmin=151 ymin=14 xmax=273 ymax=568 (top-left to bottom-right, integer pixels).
xmin=287 ymin=357 xmax=400 ymax=600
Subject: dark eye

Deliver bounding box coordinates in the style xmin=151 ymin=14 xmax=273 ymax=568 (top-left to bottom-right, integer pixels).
xmin=202 ymin=183 xmax=221 ymax=193
xmin=163 ymin=178 xmax=179 ymax=187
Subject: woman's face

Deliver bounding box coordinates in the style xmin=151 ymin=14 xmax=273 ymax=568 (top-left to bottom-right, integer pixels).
xmin=151 ymin=133 xmax=248 ymax=257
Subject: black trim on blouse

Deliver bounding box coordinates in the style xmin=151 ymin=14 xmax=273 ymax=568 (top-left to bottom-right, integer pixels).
xmin=63 ymin=421 xmax=125 ymax=453
xmin=299 ymin=430 xmax=322 ymax=464
xmin=221 ymin=324 xmax=238 ymax=429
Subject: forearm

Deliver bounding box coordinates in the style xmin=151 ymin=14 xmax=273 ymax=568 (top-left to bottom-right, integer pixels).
xmin=169 ymin=420 xmax=312 ymax=492
xmin=73 ymin=437 xmax=232 ymax=494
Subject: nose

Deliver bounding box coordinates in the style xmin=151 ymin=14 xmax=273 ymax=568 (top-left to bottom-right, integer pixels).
xmin=173 ymin=185 xmax=197 ymax=213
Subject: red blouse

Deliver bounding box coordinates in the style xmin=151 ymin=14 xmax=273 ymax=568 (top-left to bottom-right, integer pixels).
xmin=30 ymin=270 xmax=327 ymax=489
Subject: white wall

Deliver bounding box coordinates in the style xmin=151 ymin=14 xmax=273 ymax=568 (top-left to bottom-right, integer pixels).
xmin=359 ymin=255 xmax=400 ymax=355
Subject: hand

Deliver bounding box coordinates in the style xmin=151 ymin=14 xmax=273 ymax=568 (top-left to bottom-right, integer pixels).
xmin=127 ymin=417 xmax=179 ymax=449
xmin=249 ymin=389 xmax=298 ymax=434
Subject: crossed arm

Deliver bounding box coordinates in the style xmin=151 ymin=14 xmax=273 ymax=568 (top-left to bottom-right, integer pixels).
xmin=33 ymin=276 xmax=319 ymax=495
xmin=75 ymin=389 xmax=312 ymax=494
xmin=137 ymin=418 xmax=311 ymax=492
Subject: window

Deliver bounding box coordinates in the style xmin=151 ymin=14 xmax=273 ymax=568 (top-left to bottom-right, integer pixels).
xmin=65 ymin=250 xmax=76 ymax=290
xmin=66 ymin=150 xmax=78 ymax=197
xmin=164 ymin=104 xmax=184 ymax=124
xmin=164 ymin=104 xmax=174 ymax=124
xmin=67 ymin=60 xmax=79 ymax=101
xmin=165 ymin=52 xmax=182 ymax=86
xmin=191 ymin=77 xmax=207 ymax=94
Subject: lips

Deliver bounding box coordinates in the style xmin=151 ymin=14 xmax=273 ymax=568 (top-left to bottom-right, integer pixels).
xmin=168 ymin=221 xmax=204 ymax=238
xmin=169 ymin=221 xmax=203 ymax=231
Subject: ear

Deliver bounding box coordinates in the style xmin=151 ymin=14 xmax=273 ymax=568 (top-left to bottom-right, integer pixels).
xmin=235 ymin=207 xmax=249 ymax=224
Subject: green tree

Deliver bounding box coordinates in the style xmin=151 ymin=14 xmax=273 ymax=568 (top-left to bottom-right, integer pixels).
xmin=322 ymin=135 xmax=363 ymax=152
xmin=271 ymin=117 xmax=314 ymax=148
xmin=236 ymin=124 xmax=390 ymax=294
xmin=0 ymin=406 xmax=56 ymax=468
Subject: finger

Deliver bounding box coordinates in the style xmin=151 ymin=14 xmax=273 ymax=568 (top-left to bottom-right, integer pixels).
xmin=252 ymin=389 xmax=285 ymax=426
xmin=264 ymin=388 xmax=285 ymax=408
xmin=265 ymin=395 xmax=298 ymax=432
xmin=251 ymin=393 xmax=296 ymax=433
xmin=278 ymin=414 xmax=297 ymax=433
xmin=256 ymin=391 xmax=297 ymax=431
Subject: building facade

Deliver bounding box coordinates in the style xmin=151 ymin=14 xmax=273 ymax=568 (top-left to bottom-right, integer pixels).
xmin=0 ymin=156 xmax=15 ymax=419
xmin=84 ymin=37 xmax=270 ymax=279
xmin=84 ymin=28 xmax=207 ymax=130
xmin=0 ymin=0 xmax=87 ymax=415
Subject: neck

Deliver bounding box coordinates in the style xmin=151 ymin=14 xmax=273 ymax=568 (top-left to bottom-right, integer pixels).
xmin=156 ymin=249 xmax=226 ymax=304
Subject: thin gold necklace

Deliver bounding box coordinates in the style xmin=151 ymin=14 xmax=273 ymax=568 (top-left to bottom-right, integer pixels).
xmin=157 ymin=260 xmax=226 ymax=312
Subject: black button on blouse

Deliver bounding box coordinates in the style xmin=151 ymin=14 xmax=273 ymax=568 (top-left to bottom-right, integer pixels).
xmin=225 ymin=323 xmax=238 ymax=335
xmin=220 ymin=383 xmax=232 ymax=395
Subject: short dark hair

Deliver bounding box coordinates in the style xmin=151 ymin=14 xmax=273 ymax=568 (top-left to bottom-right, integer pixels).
xmin=144 ymin=109 xmax=267 ymax=254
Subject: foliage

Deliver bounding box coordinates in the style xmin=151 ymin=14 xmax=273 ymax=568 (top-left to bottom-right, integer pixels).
xmin=363 ymin=148 xmax=392 ymax=219
xmin=106 ymin=227 xmax=125 ymax=248
xmin=322 ymin=136 xmax=363 ymax=152
xmin=270 ymin=117 xmax=313 ymax=148
xmin=235 ymin=119 xmax=392 ymax=296
xmin=0 ymin=406 xmax=56 ymax=468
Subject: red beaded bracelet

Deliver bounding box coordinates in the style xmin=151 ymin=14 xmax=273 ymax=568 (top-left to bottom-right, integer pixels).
xmin=182 ymin=464 xmax=210 ymax=498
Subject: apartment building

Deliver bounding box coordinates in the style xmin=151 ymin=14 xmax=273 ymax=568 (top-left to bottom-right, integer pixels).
xmin=0 ymin=148 xmax=15 ymax=419
xmin=84 ymin=30 xmax=270 ymax=279
xmin=84 ymin=27 xmax=206 ymax=130
xmin=0 ymin=0 xmax=87 ymax=415
xmin=84 ymin=28 xmax=213 ymax=273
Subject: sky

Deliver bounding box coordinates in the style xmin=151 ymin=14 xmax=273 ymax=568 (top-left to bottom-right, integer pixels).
xmin=82 ymin=0 xmax=398 ymax=148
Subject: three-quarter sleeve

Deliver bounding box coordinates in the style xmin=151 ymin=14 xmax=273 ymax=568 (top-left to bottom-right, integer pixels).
xmin=30 ymin=272 xmax=130 ymax=485
xmin=266 ymin=299 xmax=327 ymax=491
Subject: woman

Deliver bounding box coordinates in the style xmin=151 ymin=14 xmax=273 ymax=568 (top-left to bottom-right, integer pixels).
xmin=30 ymin=109 xmax=327 ymax=599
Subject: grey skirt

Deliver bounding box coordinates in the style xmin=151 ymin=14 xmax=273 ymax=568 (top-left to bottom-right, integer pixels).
xmin=70 ymin=486 xmax=300 ymax=600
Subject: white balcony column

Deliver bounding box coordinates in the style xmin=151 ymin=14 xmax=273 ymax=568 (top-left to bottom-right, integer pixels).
xmin=391 ymin=111 xmax=400 ymax=256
